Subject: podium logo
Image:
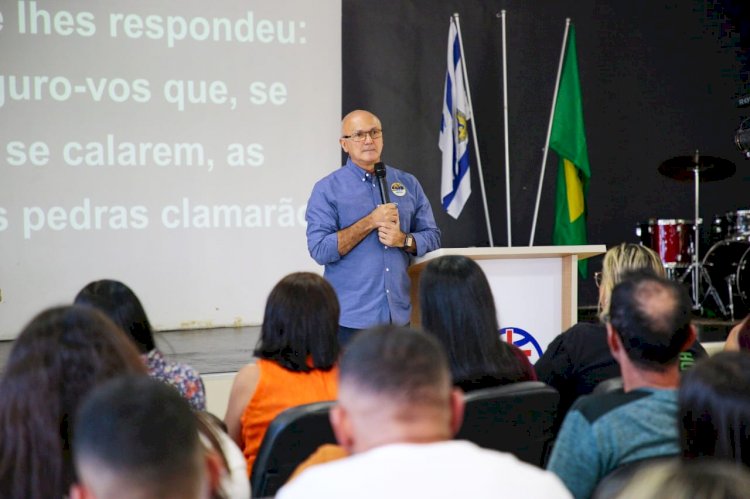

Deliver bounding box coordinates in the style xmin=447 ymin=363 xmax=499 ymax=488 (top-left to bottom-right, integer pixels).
xmin=500 ymin=327 xmax=543 ymax=363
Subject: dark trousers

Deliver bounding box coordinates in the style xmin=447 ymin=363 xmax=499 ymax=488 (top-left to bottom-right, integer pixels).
xmin=338 ymin=322 xmax=410 ymax=350
xmin=337 ymin=325 xmax=361 ymax=350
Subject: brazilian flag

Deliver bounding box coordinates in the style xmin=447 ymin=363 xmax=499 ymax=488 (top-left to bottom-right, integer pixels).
xmin=550 ymin=26 xmax=591 ymax=277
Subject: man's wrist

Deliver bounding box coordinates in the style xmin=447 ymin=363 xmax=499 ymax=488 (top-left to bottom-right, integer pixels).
xmin=402 ymin=233 xmax=414 ymax=250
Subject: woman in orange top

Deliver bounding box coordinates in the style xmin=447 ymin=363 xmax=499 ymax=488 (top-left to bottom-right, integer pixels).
xmin=225 ymin=272 xmax=340 ymax=476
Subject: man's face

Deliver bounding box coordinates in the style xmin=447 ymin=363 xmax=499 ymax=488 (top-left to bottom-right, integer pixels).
xmin=340 ymin=111 xmax=383 ymax=170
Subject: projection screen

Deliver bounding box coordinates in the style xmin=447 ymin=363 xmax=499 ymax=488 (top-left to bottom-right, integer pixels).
xmin=0 ymin=0 xmax=342 ymax=338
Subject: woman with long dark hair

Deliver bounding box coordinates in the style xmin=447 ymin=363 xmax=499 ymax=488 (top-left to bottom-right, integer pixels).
xmin=0 ymin=305 xmax=146 ymax=498
xmin=419 ymin=255 xmax=535 ymax=391
xmin=75 ymin=279 xmax=207 ymax=410
xmin=224 ymin=272 xmax=340 ymax=477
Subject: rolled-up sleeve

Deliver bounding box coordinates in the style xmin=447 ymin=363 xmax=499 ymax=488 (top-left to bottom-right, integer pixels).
xmin=305 ymin=182 xmax=341 ymax=266
xmin=410 ymin=180 xmax=441 ymax=257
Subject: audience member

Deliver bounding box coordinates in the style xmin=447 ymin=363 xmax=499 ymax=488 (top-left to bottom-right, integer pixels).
xmin=680 ymin=351 xmax=750 ymax=466
xmin=547 ymin=272 xmax=695 ymax=499
xmin=224 ymin=272 xmax=340 ymax=476
xmin=287 ymin=256 xmax=538 ymax=479
xmin=75 ymin=279 xmax=207 ymax=410
xmin=603 ymin=459 xmax=750 ymax=499
xmin=0 ymin=305 xmax=146 ymax=498
xmin=419 ymin=255 xmax=536 ymax=391
xmin=276 ymin=326 xmax=572 ymax=499
xmin=71 ymin=376 xmax=220 ymax=499
xmin=195 ymin=412 xmax=251 ymax=499
xmin=536 ymin=243 xmax=706 ymax=417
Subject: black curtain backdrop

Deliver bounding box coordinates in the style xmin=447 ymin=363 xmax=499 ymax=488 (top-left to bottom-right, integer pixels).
xmin=342 ymin=0 xmax=749 ymax=306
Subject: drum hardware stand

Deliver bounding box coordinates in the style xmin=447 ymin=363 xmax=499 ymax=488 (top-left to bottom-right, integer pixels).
xmin=679 ymin=243 xmax=728 ymax=316
xmin=658 ymin=151 xmax=736 ymax=317
xmin=682 ymin=150 xmax=729 ymax=314
xmin=725 ymin=276 xmax=737 ymax=321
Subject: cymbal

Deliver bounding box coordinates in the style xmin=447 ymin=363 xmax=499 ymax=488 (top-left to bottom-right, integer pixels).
xmin=658 ymin=155 xmax=736 ymax=182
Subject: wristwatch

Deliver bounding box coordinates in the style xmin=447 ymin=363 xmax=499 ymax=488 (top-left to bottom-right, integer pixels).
xmin=403 ymin=233 xmax=414 ymax=249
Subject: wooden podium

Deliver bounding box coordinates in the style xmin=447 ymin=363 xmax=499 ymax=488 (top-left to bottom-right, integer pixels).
xmin=408 ymin=245 xmax=606 ymax=361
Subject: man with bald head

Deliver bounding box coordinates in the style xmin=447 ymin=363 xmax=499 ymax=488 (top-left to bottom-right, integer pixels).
xmin=547 ymin=271 xmax=698 ymax=498
xmin=306 ymin=110 xmax=440 ymax=345
xmin=276 ymin=327 xmax=572 ymax=498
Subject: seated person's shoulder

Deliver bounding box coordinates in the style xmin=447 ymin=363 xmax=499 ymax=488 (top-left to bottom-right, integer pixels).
xmin=536 ymin=322 xmax=608 ymax=370
xmin=552 ymin=322 xmax=607 ymax=352
xmin=569 ymin=388 xmax=654 ymax=424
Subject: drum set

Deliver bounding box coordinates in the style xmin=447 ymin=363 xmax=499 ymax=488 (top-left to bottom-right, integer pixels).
xmin=635 ymin=152 xmax=746 ymax=319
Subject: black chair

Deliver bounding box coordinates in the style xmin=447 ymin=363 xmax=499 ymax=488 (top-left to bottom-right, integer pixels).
xmin=250 ymin=401 xmax=337 ymax=499
xmin=455 ymin=381 xmax=559 ymax=467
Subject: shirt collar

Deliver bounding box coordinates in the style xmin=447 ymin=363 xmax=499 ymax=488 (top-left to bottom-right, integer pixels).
xmin=345 ymin=158 xmax=378 ymax=182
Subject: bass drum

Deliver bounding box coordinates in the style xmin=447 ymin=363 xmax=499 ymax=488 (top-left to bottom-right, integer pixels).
xmin=702 ymin=239 xmax=750 ymax=318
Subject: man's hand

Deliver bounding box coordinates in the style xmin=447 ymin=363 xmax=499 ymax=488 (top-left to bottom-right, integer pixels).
xmin=370 ymin=203 xmax=399 ymax=226
xmin=373 ymin=203 xmax=403 ymax=247
xmin=337 ymin=203 xmax=400 ymax=256
xmin=377 ymin=222 xmax=405 ymax=247
xmin=377 ymin=206 xmax=407 ymax=248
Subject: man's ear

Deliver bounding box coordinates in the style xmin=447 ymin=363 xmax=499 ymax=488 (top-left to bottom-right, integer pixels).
xmin=205 ymin=450 xmax=224 ymax=497
xmin=725 ymin=320 xmax=743 ymax=352
xmin=449 ymin=388 xmax=465 ymax=436
xmin=681 ymin=324 xmax=698 ymax=352
xmin=69 ymin=483 xmax=93 ymax=499
xmin=339 ymin=138 xmax=349 ymax=154
xmin=330 ymin=405 xmax=354 ymax=453
xmin=607 ymin=322 xmax=623 ymax=358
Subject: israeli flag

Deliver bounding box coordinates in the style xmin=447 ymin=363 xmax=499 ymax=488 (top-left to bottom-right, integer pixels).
xmin=439 ymin=20 xmax=472 ymax=219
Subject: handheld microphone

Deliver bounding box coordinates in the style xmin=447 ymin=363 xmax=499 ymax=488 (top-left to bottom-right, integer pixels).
xmin=374 ymin=162 xmax=391 ymax=204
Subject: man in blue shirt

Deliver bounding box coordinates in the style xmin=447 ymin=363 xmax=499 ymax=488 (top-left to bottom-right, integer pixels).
xmin=306 ymin=110 xmax=440 ymax=344
xmin=546 ymin=272 xmax=698 ymax=499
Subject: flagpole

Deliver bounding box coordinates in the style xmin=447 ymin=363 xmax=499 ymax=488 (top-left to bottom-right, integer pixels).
xmin=529 ymin=18 xmax=571 ymax=246
xmin=454 ymin=13 xmax=494 ymax=247
xmin=500 ymin=10 xmax=512 ymax=247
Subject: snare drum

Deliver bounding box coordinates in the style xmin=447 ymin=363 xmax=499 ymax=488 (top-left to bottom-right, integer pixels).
xmin=702 ymin=239 xmax=750 ymax=318
xmin=654 ymin=219 xmax=695 ymax=267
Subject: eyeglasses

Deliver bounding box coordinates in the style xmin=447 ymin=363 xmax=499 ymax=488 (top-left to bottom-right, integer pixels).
xmin=594 ymin=271 xmax=603 ymax=288
xmin=342 ymin=128 xmax=383 ymax=142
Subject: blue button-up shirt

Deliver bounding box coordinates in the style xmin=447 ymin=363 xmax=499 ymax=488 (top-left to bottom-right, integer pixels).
xmin=306 ymin=159 xmax=441 ymax=328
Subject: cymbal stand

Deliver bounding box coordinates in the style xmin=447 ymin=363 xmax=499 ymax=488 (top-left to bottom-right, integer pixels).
xmin=679 ymin=151 xmax=728 ymax=315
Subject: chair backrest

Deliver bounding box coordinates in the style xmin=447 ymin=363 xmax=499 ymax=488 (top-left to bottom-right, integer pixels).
xmin=250 ymin=401 xmax=337 ymax=498
xmin=455 ymin=381 xmax=559 ymax=467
